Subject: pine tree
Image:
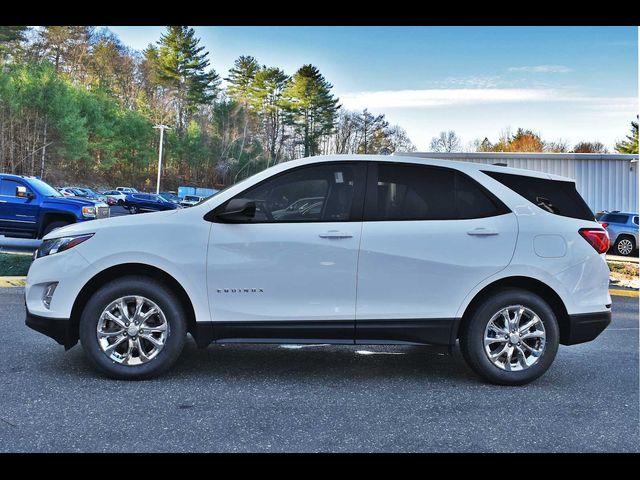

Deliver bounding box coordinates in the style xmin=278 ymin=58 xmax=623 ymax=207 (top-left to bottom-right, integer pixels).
xmin=155 ymin=26 xmax=219 ymax=131
xmin=250 ymin=66 xmax=289 ymax=165
xmin=225 ymin=56 xmax=260 ymax=107
xmin=615 ymin=117 xmax=639 ymax=154
xmin=0 ymin=26 xmax=28 ymax=61
xmin=354 ymin=109 xmax=387 ymax=154
xmin=283 ymin=64 xmax=339 ymax=157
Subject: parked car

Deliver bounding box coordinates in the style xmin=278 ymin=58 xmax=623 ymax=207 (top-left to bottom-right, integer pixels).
xmin=74 ymin=187 xmax=107 ymax=203
xmin=124 ymin=193 xmax=182 ymax=214
xmin=159 ymin=191 xmax=180 ymax=204
xmin=102 ymin=190 xmax=127 ymax=206
xmin=25 ymin=155 xmax=611 ymax=385
xmin=57 ymin=187 xmax=78 ymax=197
xmin=272 ymin=196 xmax=325 ymax=220
xmin=116 ymin=187 xmax=138 ymax=194
xmin=180 ymin=195 xmax=205 ymax=207
xmin=0 ymin=174 xmax=109 ymax=239
xmin=598 ymin=211 xmax=639 ymax=256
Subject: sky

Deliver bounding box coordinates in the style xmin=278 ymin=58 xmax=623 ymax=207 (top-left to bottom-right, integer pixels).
xmin=106 ymin=26 xmax=638 ymax=151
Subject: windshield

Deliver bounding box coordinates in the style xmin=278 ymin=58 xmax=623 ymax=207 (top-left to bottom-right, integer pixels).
xmin=30 ymin=178 xmax=62 ymax=197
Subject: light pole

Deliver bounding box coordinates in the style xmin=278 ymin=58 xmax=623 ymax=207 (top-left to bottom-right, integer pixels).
xmin=153 ymin=124 xmax=171 ymax=194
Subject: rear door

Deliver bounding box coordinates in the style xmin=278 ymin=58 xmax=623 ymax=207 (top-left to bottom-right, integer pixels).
xmin=355 ymin=162 xmax=518 ymax=345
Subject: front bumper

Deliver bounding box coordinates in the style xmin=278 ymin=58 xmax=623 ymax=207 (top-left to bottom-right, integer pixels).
xmin=25 ymin=308 xmax=76 ymax=350
xmin=561 ymin=310 xmax=612 ymax=345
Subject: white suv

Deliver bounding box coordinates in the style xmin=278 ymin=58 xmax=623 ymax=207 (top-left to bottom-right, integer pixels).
xmin=25 ymin=155 xmax=611 ymax=385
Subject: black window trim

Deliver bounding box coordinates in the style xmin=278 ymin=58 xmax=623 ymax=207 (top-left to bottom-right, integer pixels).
xmin=363 ymin=161 xmax=511 ymax=222
xmin=206 ymin=161 xmax=368 ymax=224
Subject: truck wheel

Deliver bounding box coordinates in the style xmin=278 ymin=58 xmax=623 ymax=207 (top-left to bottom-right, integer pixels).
xmin=614 ymin=235 xmax=635 ymax=256
xmin=459 ymin=288 xmax=559 ymax=386
xmin=41 ymin=220 xmax=72 ymax=238
xmin=79 ymin=276 xmax=187 ymax=380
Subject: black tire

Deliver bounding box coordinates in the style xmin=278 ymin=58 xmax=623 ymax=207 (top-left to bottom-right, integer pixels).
xmin=79 ymin=276 xmax=187 ymax=380
xmin=41 ymin=220 xmax=72 ymax=238
xmin=129 ymin=205 xmax=139 ymax=214
xmin=459 ymin=288 xmax=559 ymax=386
xmin=614 ymin=235 xmax=635 ymax=256
xmin=117 ymin=199 xmax=124 ymax=206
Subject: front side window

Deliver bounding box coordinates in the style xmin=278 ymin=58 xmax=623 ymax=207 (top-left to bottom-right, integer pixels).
xmin=228 ymin=163 xmax=363 ymax=223
xmin=0 ymin=179 xmax=28 ymax=197
xmin=633 ymin=216 xmax=638 ymax=226
xmin=366 ymin=163 xmax=508 ymax=221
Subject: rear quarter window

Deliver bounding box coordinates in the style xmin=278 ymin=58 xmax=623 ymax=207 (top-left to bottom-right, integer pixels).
xmin=602 ymin=214 xmax=630 ymax=224
xmin=483 ymin=171 xmax=594 ymax=221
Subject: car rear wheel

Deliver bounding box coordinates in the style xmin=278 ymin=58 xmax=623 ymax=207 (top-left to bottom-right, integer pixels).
xmin=614 ymin=235 xmax=635 ymax=256
xmin=79 ymin=276 xmax=187 ymax=380
xmin=459 ymin=288 xmax=559 ymax=386
xmin=129 ymin=205 xmax=139 ymax=214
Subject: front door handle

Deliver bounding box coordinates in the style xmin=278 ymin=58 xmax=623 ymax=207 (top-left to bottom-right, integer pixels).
xmin=319 ymin=230 xmax=353 ymax=239
xmin=467 ymin=228 xmax=499 ymax=236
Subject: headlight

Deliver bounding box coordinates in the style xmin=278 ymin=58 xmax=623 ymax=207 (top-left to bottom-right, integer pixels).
xmin=82 ymin=206 xmax=97 ymax=218
xmin=36 ymin=234 xmax=94 ymax=259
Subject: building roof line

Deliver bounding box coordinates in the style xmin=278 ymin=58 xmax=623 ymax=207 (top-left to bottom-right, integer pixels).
xmin=399 ymin=152 xmax=639 ymax=161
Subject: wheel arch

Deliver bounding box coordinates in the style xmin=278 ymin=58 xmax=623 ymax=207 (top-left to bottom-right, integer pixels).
xmin=39 ymin=212 xmax=77 ymax=238
xmin=456 ymin=276 xmax=571 ymax=344
xmin=69 ymin=263 xmax=202 ymax=347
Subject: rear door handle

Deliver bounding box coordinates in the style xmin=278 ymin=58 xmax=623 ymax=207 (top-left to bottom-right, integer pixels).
xmin=467 ymin=228 xmax=499 ymax=236
xmin=319 ymin=230 xmax=353 ymax=239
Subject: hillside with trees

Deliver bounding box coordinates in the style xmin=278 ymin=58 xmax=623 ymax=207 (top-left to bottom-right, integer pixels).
xmin=0 ymin=26 xmax=416 ymax=190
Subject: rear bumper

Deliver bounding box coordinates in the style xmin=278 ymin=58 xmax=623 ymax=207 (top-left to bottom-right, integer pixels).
xmin=561 ymin=310 xmax=612 ymax=345
xmin=25 ymin=309 xmax=76 ymax=350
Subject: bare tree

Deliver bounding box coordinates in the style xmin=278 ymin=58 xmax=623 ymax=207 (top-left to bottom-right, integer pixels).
xmin=429 ymin=130 xmax=462 ymax=152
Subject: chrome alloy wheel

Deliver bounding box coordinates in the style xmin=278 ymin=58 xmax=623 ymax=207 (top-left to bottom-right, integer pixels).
xmin=617 ymin=238 xmax=634 ymax=255
xmin=483 ymin=305 xmax=546 ymax=372
xmin=96 ymin=296 xmax=169 ymax=365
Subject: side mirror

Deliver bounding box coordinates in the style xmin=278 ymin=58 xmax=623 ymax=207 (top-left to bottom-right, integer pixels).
xmin=207 ymin=198 xmax=256 ymax=223
xmin=16 ymin=186 xmax=33 ymax=199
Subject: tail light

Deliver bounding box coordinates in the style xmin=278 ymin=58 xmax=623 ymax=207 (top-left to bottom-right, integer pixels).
xmin=579 ymin=228 xmax=609 ymax=254
xmin=600 ymin=222 xmax=609 ymax=228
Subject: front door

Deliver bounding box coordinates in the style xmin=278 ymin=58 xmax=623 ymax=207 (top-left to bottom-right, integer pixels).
xmin=207 ymin=162 xmax=366 ymax=342
xmin=0 ymin=178 xmax=38 ymax=237
xmin=355 ymin=162 xmax=518 ymax=345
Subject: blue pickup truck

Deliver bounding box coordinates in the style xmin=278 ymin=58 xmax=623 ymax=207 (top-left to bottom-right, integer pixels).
xmin=0 ymin=173 xmax=110 ymax=239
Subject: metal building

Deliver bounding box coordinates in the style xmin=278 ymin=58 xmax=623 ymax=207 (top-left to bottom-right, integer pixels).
xmin=400 ymin=152 xmax=639 ymax=214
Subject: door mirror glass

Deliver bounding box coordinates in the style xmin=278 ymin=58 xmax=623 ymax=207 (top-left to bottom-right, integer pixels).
xmin=213 ymin=198 xmax=256 ymax=223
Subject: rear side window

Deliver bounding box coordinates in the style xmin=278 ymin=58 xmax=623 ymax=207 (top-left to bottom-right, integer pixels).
xmin=366 ymin=163 xmax=509 ymax=221
xmin=601 ymin=213 xmax=629 ymax=224
xmin=483 ymin=171 xmax=594 ymax=221
xmin=634 ymin=217 xmax=638 ymax=225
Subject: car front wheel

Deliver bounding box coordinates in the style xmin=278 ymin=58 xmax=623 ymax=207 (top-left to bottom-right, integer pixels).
xmin=459 ymin=288 xmax=559 ymax=386
xmin=79 ymin=276 xmax=187 ymax=380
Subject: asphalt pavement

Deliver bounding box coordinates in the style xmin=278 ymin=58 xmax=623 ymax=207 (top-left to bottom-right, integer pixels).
xmin=0 ymin=290 xmax=637 ymax=452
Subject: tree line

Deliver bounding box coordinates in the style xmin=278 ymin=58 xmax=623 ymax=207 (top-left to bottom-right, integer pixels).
xmin=430 ymin=123 xmax=638 ymax=154
xmin=0 ymin=26 xmax=415 ymax=190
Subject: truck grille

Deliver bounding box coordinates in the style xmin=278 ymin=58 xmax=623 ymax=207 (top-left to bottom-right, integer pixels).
xmin=97 ymin=206 xmax=110 ymax=219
